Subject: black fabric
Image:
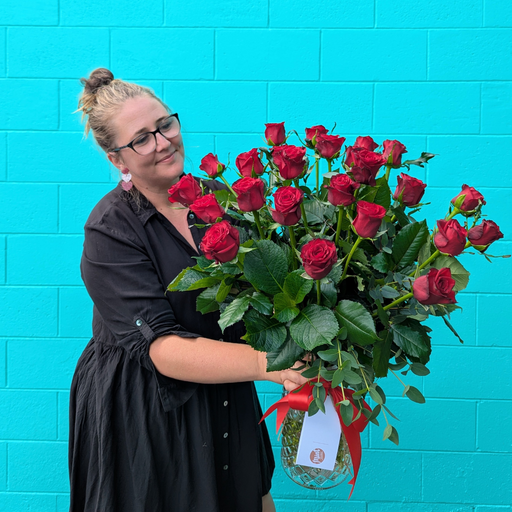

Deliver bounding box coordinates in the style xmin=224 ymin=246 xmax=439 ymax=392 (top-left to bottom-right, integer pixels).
xmin=69 ymin=179 xmax=275 ymax=512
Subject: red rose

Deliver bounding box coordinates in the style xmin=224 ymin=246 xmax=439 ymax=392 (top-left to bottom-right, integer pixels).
xmin=434 ymin=219 xmax=467 ymax=256
xmin=325 ymin=173 xmax=360 ymax=207
xmin=200 ymin=220 xmax=240 ymax=263
xmin=199 ymin=153 xmax=225 ymax=178
xmin=345 ymin=146 xmax=386 ymax=186
xmin=190 ymin=193 xmax=225 ymax=224
xmin=167 ymin=174 xmax=202 ymax=206
xmin=265 ymin=122 xmax=286 ymax=146
xmin=232 ymin=177 xmax=266 ymax=212
xmin=354 ymin=136 xmax=378 ymax=152
xmin=305 ymin=125 xmax=328 ymax=144
xmin=269 ymin=186 xmax=303 ymax=226
xmin=272 ymin=145 xmax=307 ymax=180
xmin=315 ymin=134 xmax=346 ymax=160
xmin=301 ymin=239 xmax=338 ymax=280
xmin=393 ymin=173 xmax=427 ymax=207
xmin=235 ymin=148 xmax=264 ymax=177
xmin=468 ymin=220 xmax=504 ymax=251
xmin=451 ymin=184 xmax=486 ymax=213
xmin=382 ymin=140 xmax=407 ymax=168
xmin=413 ymin=267 xmax=456 ymax=305
xmin=352 ymin=200 xmax=387 ymax=238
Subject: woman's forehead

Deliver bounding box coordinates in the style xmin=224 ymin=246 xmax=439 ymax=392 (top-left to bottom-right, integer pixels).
xmin=114 ymin=96 xmax=169 ymax=139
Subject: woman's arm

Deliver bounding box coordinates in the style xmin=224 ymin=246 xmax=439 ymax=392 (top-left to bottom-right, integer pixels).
xmin=149 ymin=334 xmax=308 ymax=390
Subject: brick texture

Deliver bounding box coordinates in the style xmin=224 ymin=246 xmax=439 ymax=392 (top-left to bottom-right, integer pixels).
xmin=1 ymin=1 xmax=511 ymax=509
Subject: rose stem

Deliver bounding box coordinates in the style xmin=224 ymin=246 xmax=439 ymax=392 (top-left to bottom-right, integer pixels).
xmin=316 ymin=280 xmax=321 ymax=305
xmin=334 ymin=207 xmax=345 ymax=246
xmin=340 ymin=236 xmax=363 ymax=281
xmin=445 ymin=207 xmax=460 ymax=220
xmin=293 ymin=179 xmax=311 ymax=233
xmin=288 ymin=226 xmax=298 ymax=270
xmin=254 ymin=210 xmax=265 ymax=239
xmin=408 ymin=240 xmax=471 ymax=277
xmin=219 ymin=174 xmax=236 ymax=196
xmin=384 ymin=164 xmax=392 ymax=182
xmin=315 ymin=158 xmax=320 ymax=197
xmin=377 ymin=292 xmax=414 ymax=315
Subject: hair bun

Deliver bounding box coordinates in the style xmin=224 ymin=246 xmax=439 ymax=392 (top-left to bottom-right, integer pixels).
xmin=81 ymin=68 xmax=115 ymax=95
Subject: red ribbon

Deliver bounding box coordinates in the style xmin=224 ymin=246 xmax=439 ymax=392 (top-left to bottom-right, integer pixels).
xmin=260 ymin=379 xmax=371 ymax=499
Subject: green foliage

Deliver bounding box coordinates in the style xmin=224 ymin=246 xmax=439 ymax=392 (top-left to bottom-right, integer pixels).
xmin=334 ymin=300 xmax=378 ymax=346
xmin=290 ymin=305 xmax=339 ymax=350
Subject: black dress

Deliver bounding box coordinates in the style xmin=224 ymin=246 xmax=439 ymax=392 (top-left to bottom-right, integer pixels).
xmin=68 ymin=179 xmax=275 ymax=512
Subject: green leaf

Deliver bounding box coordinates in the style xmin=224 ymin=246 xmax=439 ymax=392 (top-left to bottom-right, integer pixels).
xmin=369 ymin=387 xmax=383 ymax=405
xmin=283 ymin=270 xmax=314 ymax=303
xmin=405 ymin=385 xmax=426 ymax=404
xmin=168 ymin=269 xmax=209 ymax=292
xmin=243 ymin=240 xmax=287 ymax=295
xmin=343 ymin=369 xmax=363 ymax=385
xmin=266 ymin=334 xmax=306 ymax=371
xmin=373 ymin=330 xmax=393 ymax=378
xmin=416 ymin=239 xmax=432 ymax=271
xmin=383 ymin=425 xmax=399 ymax=445
xmin=364 ymin=404 xmax=381 ymax=426
xmin=371 ymin=252 xmax=394 ymax=273
xmin=196 ymin=284 xmax=221 ymax=314
xmin=410 ymin=362 xmax=430 ymax=376
xmin=242 ymin=308 xmax=287 ymax=352
xmin=391 ymin=220 xmax=429 ymax=270
xmin=317 ymin=348 xmax=339 ymax=363
xmin=391 ymin=322 xmax=431 ymax=362
xmin=249 ymin=292 xmax=273 ymax=316
xmin=334 ymin=300 xmax=378 ymax=346
xmin=218 ymin=295 xmax=251 ymax=333
xmin=339 ymin=401 xmax=353 ymax=426
xmin=216 ymin=277 xmax=235 ymax=302
xmin=319 ymin=281 xmax=338 ymax=308
xmin=332 ymin=369 xmax=344 ymax=388
xmin=303 ymin=200 xmax=335 ymax=225
xmin=373 ymin=177 xmax=392 ymax=210
xmin=308 ymin=399 xmax=320 ymax=417
xmin=186 ymin=276 xmax=223 ymax=291
xmin=273 ymin=293 xmax=300 ymax=323
xmin=381 ymin=285 xmax=400 ymax=299
xmin=382 ymin=404 xmax=400 ymax=421
xmin=289 ymin=305 xmax=339 ymax=351
xmin=432 ymin=255 xmax=470 ymax=292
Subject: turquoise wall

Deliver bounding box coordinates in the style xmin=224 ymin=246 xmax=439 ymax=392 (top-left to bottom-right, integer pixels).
xmin=1 ymin=0 xmax=511 ymax=510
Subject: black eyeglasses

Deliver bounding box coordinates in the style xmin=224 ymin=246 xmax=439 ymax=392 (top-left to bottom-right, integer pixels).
xmin=109 ymin=113 xmax=181 ymax=156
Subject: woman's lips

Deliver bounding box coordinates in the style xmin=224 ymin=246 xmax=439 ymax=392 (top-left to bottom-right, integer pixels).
xmin=157 ymin=151 xmax=176 ymax=164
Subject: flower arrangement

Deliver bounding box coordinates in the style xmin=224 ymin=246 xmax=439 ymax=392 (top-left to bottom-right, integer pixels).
xmin=167 ymin=122 xmax=506 ymax=493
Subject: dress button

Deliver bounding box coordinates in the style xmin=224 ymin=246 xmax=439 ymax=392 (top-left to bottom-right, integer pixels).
xmin=219 ymin=338 xmax=223 ymax=341
xmin=188 ymin=213 xmax=195 ymax=219
xmin=223 ymin=432 xmax=228 ymax=438
xmin=223 ymin=401 xmax=228 ymax=407
xmin=135 ymin=319 xmax=142 ymax=326
xmin=223 ymin=465 xmax=229 ymax=471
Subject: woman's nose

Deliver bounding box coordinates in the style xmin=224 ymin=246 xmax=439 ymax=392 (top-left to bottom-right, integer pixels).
xmin=155 ymin=131 xmax=171 ymax=151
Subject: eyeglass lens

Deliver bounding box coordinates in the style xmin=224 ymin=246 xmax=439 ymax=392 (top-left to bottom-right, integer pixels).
xmin=132 ymin=116 xmax=180 ymax=155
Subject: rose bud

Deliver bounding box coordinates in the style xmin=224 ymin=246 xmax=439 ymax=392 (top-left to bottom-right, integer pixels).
xmin=413 ymin=267 xmax=457 ymax=305
xmin=451 ymin=184 xmax=486 ymax=213
xmin=265 ymin=122 xmax=286 ymax=146
xmin=434 ymin=219 xmax=468 ymax=257
xmin=200 ymin=220 xmax=240 ymax=264
xmin=168 ymin=174 xmax=202 ymax=206
xmin=199 ymin=153 xmax=225 ymax=178
xmin=325 ymin=173 xmax=360 ymax=207
xmin=301 ymin=239 xmax=338 ymax=280
xmin=232 ymin=177 xmax=266 ymax=212
xmin=269 ymin=186 xmax=304 ymax=226
xmin=305 ymin=125 xmax=328 ymax=146
xmin=468 ymin=220 xmax=504 ymax=251
xmin=272 ymin=145 xmax=308 ymax=180
xmin=315 ymin=134 xmax=346 ymax=160
xmin=345 ymin=147 xmax=386 ymax=186
xmin=190 ymin=193 xmax=225 ymax=224
xmin=354 ymin=136 xmax=378 ymax=152
xmin=235 ymin=148 xmax=264 ymax=177
xmin=352 ymin=200 xmax=387 ymax=239
xmin=382 ymin=139 xmax=408 ymax=168
xmin=393 ymin=173 xmax=427 ymax=207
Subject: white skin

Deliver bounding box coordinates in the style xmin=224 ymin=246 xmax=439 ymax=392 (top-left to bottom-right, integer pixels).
xmin=107 ymin=95 xmax=307 ymax=512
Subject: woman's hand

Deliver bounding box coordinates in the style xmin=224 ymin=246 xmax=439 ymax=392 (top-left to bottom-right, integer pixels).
xmin=257 ymin=352 xmax=310 ymax=391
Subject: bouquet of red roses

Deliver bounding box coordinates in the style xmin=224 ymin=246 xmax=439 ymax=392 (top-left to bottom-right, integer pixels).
xmin=168 ymin=122 xmax=505 ymax=493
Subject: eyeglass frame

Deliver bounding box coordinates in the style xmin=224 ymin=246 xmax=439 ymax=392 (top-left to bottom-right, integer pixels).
xmin=108 ymin=113 xmax=181 ymax=155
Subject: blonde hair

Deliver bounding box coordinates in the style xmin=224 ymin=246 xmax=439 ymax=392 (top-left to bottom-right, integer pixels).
xmin=77 ymin=67 xmax=168 ymax=152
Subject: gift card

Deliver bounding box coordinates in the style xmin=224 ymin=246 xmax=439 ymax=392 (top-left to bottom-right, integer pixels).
xmin=295 ymin=395 xmax=342 ymax=471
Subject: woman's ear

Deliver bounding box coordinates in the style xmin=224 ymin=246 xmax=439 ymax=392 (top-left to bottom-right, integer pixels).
xmin=107 ymin=151 xmax=125 ymax=172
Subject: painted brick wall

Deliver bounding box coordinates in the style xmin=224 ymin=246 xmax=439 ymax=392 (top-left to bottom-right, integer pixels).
xmin=1 ymin=1 xmax=511 ymax=510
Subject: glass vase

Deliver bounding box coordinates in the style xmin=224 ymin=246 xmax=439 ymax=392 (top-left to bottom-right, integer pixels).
xmin=280 ymin=407 xmax=352 ymax=490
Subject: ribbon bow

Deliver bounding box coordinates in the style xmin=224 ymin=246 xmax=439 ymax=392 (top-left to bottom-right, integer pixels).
xmin=260 ymin=379 xmax=371 ymax=499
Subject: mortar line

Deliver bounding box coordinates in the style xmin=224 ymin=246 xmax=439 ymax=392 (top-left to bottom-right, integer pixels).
xmin=426 ymin=30 xmax=430 ymax=81
xmin=318 ymin=30 xmax=322 ymax=81
xmin=213 ymin=30 xmax=216 ymax=80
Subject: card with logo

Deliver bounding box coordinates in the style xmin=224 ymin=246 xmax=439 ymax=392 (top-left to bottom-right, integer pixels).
xmin=295 ymin=396 xmax=342 ymax=471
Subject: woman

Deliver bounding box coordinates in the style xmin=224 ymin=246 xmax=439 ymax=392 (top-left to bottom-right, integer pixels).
xmin=69 ymin=68 xmax=307 ymax=512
